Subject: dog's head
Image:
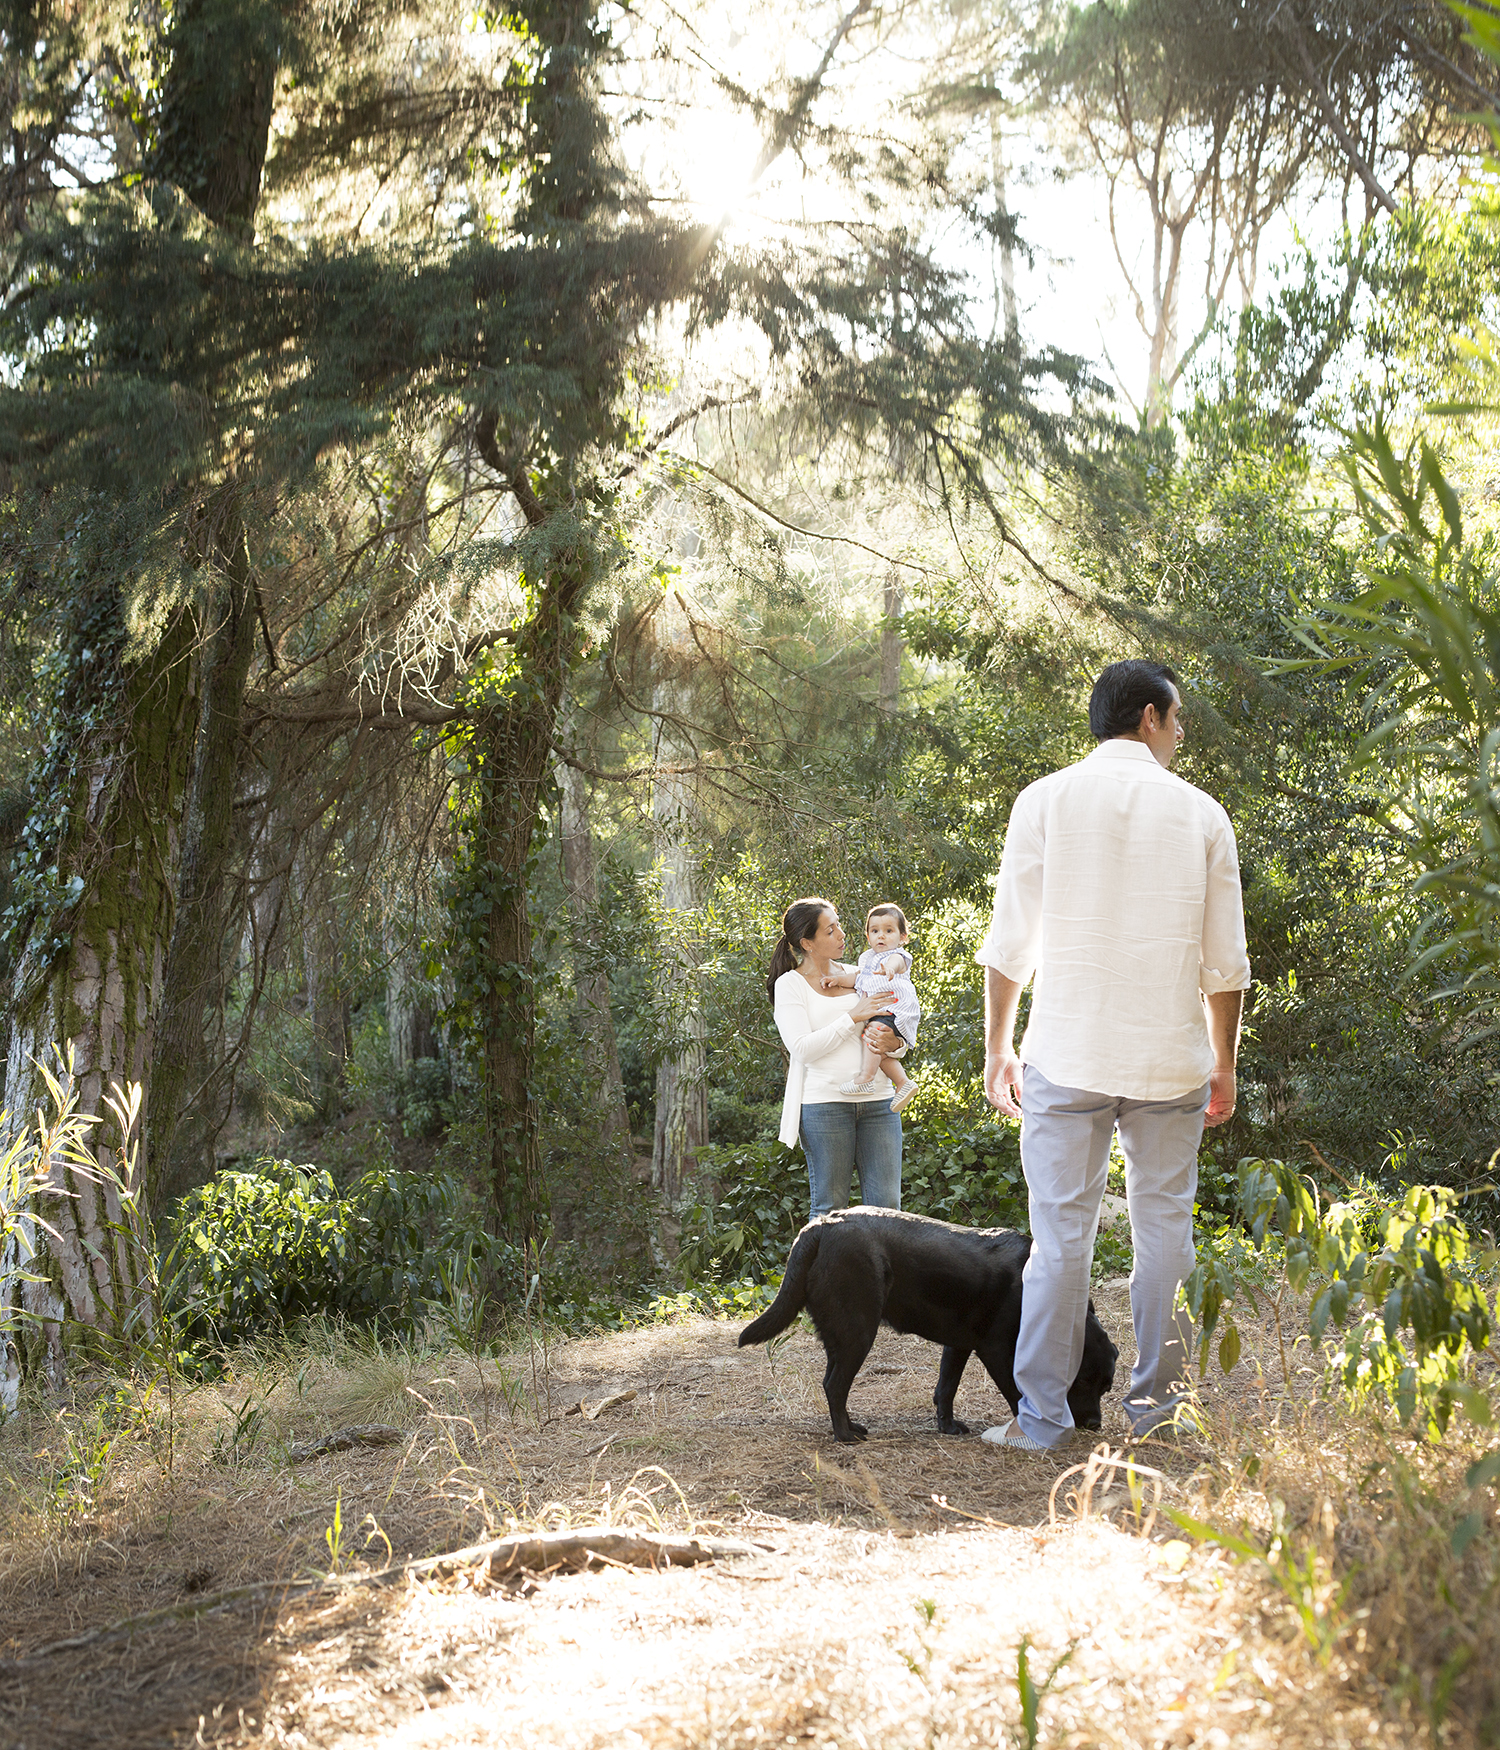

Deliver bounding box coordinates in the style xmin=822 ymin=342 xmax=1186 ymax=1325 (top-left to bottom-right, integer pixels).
xmin=1066 ymin=1317 xmax=1119 ymax=1431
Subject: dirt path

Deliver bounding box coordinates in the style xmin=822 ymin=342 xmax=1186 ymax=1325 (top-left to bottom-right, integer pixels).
xmin=0 ymin=1296 xmax=1409 ymax=1749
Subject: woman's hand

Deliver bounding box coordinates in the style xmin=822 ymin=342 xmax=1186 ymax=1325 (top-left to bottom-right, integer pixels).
xmin=850 ymin=989 xmax=896 ymax=1022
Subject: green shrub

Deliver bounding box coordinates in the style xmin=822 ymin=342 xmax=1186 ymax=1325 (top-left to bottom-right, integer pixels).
xmin=163 ymin=1159 xmax=513 ymax=1346
xmin=1186 ymin=1157 xmax=1500 ymax=1436
xmin=679 ymin=1100 xmax=1263 ymax=1290
xmin=397 ymin=1057 xmax=453 ymax=1139
xmin=677 ymin=1140 xmax=808 ymax=1284
xmin=679 ymin=1110 xmax=1034 ymax=1287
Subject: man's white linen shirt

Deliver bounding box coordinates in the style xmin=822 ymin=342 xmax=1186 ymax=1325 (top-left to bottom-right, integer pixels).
xmin=977 ymin=739 xmax=1251 ymax=1101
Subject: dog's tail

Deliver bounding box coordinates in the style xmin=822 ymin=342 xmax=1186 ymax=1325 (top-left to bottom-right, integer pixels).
xmin=738 ymin=1224 xmax=821 ymax=1347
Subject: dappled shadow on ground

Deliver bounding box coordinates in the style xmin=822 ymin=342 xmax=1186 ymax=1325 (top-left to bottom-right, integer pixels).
xmin=0 ymin=1298 xmax=1422 ymax=1748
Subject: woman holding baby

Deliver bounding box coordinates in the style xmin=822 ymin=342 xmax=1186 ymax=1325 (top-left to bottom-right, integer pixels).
xmin=766 ymin=895 xmax=920 ymax=1219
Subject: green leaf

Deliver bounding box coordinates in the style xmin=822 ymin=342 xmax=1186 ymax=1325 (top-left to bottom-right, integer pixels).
xmin=1218 ymin=1322 xmax=1242 ymax=1375
xmin=1163 ymin=1508 xmax=1264 ymax=1563
xmin=1465 ymin=1449 xmax=1500 ymax=1491
xmin=1452 ymin=1511 xmax=1485 ymax=1557
xmin=1310 ymin=1286 xmax=1333 ymax=1341
xmin=1450 ymin=1383 xmax=1493 ymax=1427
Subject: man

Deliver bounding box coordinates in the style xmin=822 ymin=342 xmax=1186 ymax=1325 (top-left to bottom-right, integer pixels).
xmin=977 ymin=660 xmax=1251 ymax=1449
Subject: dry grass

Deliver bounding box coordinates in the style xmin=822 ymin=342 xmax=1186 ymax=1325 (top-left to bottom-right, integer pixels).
xmin=0 ymin=1285 xmax=1494 ymax=1748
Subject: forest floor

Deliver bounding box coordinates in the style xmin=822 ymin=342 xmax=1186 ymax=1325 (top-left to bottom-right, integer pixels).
xmin=0 ymin=1282 xmax=1448 ymax=1750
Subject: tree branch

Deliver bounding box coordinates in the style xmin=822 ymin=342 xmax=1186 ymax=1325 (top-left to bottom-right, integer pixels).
xmin=684 ymin=0 xmax=873 ymax=271
xmin=694 ymin=462 xmax=939 ymax=574
xmin=1274 ymin=9 xmax=1398 ymax=216
xmin=616 ymin=394 xmax=746 ymax=482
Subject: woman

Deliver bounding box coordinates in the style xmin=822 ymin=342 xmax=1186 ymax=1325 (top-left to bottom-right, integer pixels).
xmin=767 ymin=896 xmax=904 ymax=1219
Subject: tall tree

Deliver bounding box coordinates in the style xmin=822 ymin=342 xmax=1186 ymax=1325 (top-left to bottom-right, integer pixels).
xmin=0 ymin=0 xmax=287 ymax=1388
xmin=1024 ymin=0 xmax=1495 ymax=421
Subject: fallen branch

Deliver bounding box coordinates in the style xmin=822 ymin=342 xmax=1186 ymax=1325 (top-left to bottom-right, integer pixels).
xmin=1 ymin=1529 xmax=770 ymax=1669
xmin=563 ymin=1389 xmax=638 ymax=1421
xmin=287 ymin=1423 xmax=407 ymax=1462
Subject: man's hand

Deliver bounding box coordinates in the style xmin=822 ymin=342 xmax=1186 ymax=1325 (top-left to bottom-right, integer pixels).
xmin=983 ymin=970 xmax=1027 ymax=1119
xmin=1204 ymin=1067 xmax=1236 ymax=1128
xmin=984 ymin=1049 xmax=1024 ymax=1118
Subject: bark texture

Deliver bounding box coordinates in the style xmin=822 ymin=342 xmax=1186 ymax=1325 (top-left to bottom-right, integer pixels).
xmin=1 ymin=1 xmax=281 ymax=1397
xmin=303 ymin=867 xmax=350 ymax=1121
xmin=152 ymin=0 xmax=278 ymax=230
xmin=879 ymin=573 xmax=903 ymax=716
xmin=467 ymin=442 xmax=596 ymax=1254
xmin=386 ymin=933 xmax=437 ymax=1073
xmin=145 ymin=537 xmax=257 ymax=1215
xmin=1 ymin=612 xmax=198 ymax=1406
xmin=474 ymin=700 xmax=552 ymax=1254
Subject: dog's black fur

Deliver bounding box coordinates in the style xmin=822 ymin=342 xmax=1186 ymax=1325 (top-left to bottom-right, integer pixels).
xmin=738 ymin=1209 xmax=1118 ymax=1443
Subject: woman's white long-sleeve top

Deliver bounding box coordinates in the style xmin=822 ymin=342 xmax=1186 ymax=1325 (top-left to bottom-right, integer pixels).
xmin=772 ymin=969 xmax=890 ymax=1147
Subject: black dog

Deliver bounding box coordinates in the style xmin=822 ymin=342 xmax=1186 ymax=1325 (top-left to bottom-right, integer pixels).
xmin=738 ymin=1209 xmax=1118 ymax=1443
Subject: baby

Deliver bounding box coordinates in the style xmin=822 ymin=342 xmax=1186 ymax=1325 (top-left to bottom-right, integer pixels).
xmin=821 ymin=902 xmax=920 ymax=1112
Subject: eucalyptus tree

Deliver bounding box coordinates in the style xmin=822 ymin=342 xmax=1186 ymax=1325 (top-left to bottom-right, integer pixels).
xmin=1021 ymin=0 xmax=1495 ymax=423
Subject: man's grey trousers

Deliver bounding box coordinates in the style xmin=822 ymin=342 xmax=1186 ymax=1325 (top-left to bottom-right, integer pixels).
xmin=1014 ymin=1065 xmax=1209 ymax=1447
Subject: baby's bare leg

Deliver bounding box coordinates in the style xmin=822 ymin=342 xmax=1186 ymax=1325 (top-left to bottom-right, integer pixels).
xmin=862 ymin=1022 xmax=902 ymax=1080
xmin=880 ymin=1052 xmax=910 ymax=1091
xmin=856 ymin=1030 xmax=885 ymax=1081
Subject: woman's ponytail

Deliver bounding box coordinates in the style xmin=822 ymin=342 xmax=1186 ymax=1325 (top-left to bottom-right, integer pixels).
xmin=765 ymin=937 xmax=798 ymax=1002
xmin=766 ymin=896 xmax=835 ymax=1003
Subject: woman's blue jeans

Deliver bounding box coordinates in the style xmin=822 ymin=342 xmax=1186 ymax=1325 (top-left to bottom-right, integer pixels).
xmin=800 ymin=1099 xmax=903 ymax=1219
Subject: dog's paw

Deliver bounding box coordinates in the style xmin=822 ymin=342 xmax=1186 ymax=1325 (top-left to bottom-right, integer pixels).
xmin=834 ymin=1421 xmax=869 ymax=1442
xmin=936 ymin=1417 xmax=970 ymax=1436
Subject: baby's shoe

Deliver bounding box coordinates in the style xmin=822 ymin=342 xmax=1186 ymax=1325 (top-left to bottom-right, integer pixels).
xmin=840 ymin=1078 xmax=877 ymax=1096
xmin=889 ymin=1079 xmax=918 ymax=1113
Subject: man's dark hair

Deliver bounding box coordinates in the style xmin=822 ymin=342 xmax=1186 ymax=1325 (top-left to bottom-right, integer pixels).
xmin=1088 ymin=660 xmax=1181 ymax=740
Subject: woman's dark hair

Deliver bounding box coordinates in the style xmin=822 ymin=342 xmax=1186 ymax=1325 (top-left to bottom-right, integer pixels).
xmin=1088 ymin=660 xmax=1181 ymax=740
xmin=766 ymin=896 xmax=835 ymax=1002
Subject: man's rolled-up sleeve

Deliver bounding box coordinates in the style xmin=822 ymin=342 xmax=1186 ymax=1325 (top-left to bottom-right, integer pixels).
xmin=1200 ymin=807 xmax=1252 ymax=993
xmin=976 ymin=789 xmax=1044 ymax=983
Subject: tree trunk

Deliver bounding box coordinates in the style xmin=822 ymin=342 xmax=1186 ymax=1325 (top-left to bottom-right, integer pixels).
xmin=385 ymin=468 xmax=438 ymax=1078
xmin=386 ymin=927 xmax=437 ymax=1073
xmin=0 ymin=3 xmax=283 ymax=1404
xmin=462 ymin=425 xmax=596 ymax=1259
xmin=989 ymin=103 xmax=1019 ymax=348
xmin=879 ymin=571 xmax=903 ymax=716
xmin=152 ymin=0 xmax=278 ymax=231
xmin=648 ymin=585 xmax=708 ymax=1263
xmin=0 ymin=609 xmax=198 ymax=1407
xmin=555 ymin=738 xmax=632 ymax=1159
xmin=145 ymin=526 xmax=258 ymax=1216
xmin=474 ymin=698 xmax=554 ymax=1255
xmin=303 ymin=868 xmax=349 ymax=1122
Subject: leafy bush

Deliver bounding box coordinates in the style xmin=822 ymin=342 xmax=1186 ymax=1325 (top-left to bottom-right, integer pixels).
xmin=678 ymin=1109 xmax=1033 ymax=1287
xmin=1186 ymin=1156 xmax=1499 ymax=1436
xmin=164 ymin=1159 xmax=513 ymax=1346
xmin=902 ymin=1108 xmax=1027 ymax=1229
xmin=679 ymin=1098 xmax=1247 ymax=1290
xmin=677 ymin=1140 xmax=807 ymax=1284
